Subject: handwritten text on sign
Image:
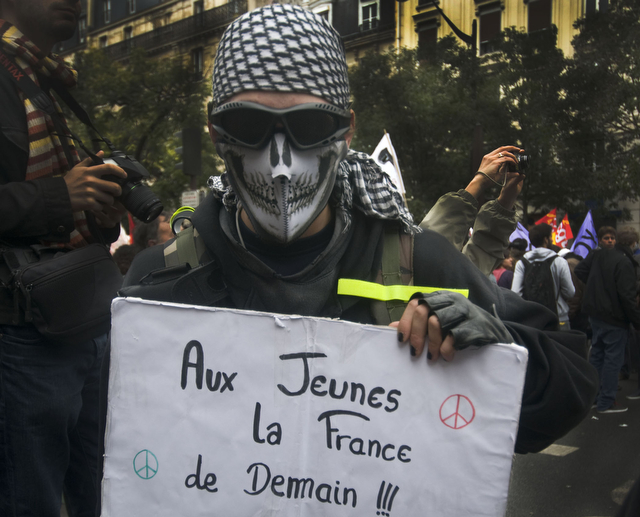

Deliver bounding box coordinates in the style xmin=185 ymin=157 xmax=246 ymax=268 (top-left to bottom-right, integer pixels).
xmin=102 ymin=298 xmax=528 ymax=517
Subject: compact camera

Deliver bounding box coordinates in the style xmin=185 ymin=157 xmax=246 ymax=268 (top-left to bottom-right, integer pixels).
xmin=97 ymin=152 xmax=163 ymax=223
xmin=508 ymin=154 xmax=530 ymax=173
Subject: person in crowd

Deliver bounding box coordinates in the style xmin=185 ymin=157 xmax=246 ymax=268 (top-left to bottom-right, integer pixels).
xmin=0 ymin=0 xmax=128 ymax=515
xmin=558 ymin=248 xmax=589 ymax=336
xmin=132 ymin=210 xmax=173 ymax=250
xmin=511 ymin=223 xmax=575 ymax=330
xmin=493 ymin=239 xmax=528 ymax=289
xmin=420 ymin=149 xmax=525 ymax=276
xmin=598 ymin=225 xmax=617 ymax=250
xmin=492 ymin=250 xmax=514 ymax=285
xmin=576 ymin=227 xmax=640 ymax=413
xmin=112 ymin=244 xmax=138 ymax=275
xmin=122 ymin=3 xmax=596 ymax=460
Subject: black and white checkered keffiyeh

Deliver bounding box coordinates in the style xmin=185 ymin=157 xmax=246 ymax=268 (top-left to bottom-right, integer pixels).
xmin=212 ymin=4 xmax=350 ymax=109
xmin=208 ymin=150 xmax=419 ymax=234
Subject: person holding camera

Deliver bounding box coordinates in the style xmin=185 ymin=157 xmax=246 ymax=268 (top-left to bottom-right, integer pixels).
xmin=420 ymin=146 xmax=526 ymax=276
xmin=124 ymin=3 xmax=597 ymax=473
xmin=0 ymin=1 xmax=129 ymax=515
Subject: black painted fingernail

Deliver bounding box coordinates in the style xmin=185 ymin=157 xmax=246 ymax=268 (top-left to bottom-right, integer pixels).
xmin=397 ymin=332 xmax=404 ymax=342
xmin=410 ymin=346 xmax=416 ymax=357
xmin=427 ymin=351 xmax=433 ymax=360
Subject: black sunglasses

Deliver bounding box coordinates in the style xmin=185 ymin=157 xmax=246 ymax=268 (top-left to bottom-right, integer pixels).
xmin=210 ymin=101 xmax=352 ymax=150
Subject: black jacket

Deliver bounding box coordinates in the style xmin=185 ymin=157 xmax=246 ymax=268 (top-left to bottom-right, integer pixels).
xmin=124 ymin=194 xmax=599 ymax=454
xmin=575 ymin=245 xmax=640 ymax=329
xmin=0 ymin=71 xmax=76 ymax=243
xmin=0 ymin=69 xmax=117 ymax=324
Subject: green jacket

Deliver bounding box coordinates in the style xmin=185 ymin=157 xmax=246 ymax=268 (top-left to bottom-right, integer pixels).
xmin=420 ymin=189 xmax=516 ymax=276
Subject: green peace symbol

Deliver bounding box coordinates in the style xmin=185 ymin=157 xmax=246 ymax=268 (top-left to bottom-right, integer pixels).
xmin=133 ymin=449 xmax=159 ymax=480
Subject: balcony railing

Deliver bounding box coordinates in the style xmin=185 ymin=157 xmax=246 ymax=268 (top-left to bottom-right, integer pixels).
xmin=359 ymin=18 xmax=379 ymax=32
xmin=101 ymin=0 xmax=247 ymax=61
xmin=343 ymin=19 xmax=394 ymax=44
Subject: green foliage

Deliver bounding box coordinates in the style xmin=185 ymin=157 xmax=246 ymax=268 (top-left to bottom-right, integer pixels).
xmin=65 ymin=48 xmax=221 ymax=211
xmin=350 ymin=39 xmax=504 ymax=219
xmin=564 ymin=0 xmax=640 ymax=219
xmin=490 ymin=26 xmax=570 ymax=216
xmin=349 ymin=5 xmax=640 ymax=224
xmin=349 ymin=32 xmax=566 ymax=221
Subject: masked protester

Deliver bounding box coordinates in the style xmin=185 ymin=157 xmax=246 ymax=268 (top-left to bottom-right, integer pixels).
xmin=122 ymin=4 xmax=597 ymax=457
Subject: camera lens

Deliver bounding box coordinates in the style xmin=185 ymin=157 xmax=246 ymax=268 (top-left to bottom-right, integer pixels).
xmin=517 ymin=155 xmax=530 ymax=171
xmin=120 ymin=182 xmax=164 ymax=223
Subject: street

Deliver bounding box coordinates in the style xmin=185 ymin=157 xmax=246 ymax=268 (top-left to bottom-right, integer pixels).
xmin=507 ymin=375 xmax=640 ymax=517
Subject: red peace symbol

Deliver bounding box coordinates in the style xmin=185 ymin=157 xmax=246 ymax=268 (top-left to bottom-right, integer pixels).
xmin=439 ymin=394 xmax=475 ymax=430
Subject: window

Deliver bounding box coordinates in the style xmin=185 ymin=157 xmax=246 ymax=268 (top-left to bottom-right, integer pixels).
xmin=103 ymin=0 xmax=111 ymax=24
xmin=585 ymin=0 xmax=608 ymax=14
xmin=128 ymin=0 xmax=136 ymax=15
xmin=478 ymin=3 xmax=501 ymax=55
xmin=313 ymin=8 xmax=331 ymax=24
xmin=78 ymin=17 xmax=87 ymax=44
xmin=360 ymin=0 xmax=379 ymax=31
xmin=528 ymin=0 xmax=552 ymax=33
xmin=194 ymin=1 xmax=204 ymax=26
xmin=124 ymin=26 xmax=133 ymax=40
xmin=99 ymin=36 xmax=108 ymax=48
xmin=192 ymin=47 xmax=204 ymax=79
xmin=417 ymin=20 xmax=438 ymax=52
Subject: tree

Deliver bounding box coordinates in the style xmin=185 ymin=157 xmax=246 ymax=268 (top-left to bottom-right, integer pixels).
xmin=65 ymin=48 xmax=221 ymax=211
xmin=349 ymin=18 xmax=640 ymax=226
xmin=490 ymin=26 xmax=570 ymax=219
xmin=564 ymin=0 xmax=640 ymax=221
xmin=349 ymin=39 xmax=505 ymax=220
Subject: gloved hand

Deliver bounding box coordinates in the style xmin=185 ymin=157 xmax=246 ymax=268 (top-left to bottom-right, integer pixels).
xmin=419 ymin=291 xmax=513 ymax=350
xmin=393 ymin=291 xmax=513 ymax=361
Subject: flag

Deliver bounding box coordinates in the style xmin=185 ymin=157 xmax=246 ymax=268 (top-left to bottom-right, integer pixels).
xmin=571 ymin=211 xmax=597 ymax=259
xmin=555 ymin=214 xmax=574 ymax=248
xmin=373 ymin=132 xmax=406 ymax=199
xmin=509 ymin=222 xmax=533 ymax=250
xmin=128 ymin=213 xmax=136 ymax=245
xmin=535 ymin=208 xmax=557 ymax=232
xmin=109 ymin=224 xmax=131 ymax=254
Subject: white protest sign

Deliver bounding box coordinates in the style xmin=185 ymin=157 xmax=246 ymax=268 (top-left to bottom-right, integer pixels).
xmin=102 ymin=298 xmax=528 ymax=517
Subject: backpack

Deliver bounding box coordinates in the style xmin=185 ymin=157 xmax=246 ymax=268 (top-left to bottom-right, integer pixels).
xmin=521 ymin=255 xmax=559 ymax=315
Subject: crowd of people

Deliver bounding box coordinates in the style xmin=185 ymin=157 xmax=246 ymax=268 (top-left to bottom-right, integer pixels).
xmin=0 ymin=1 xmax=636 ymax=516
xmin=487 ymin=222 xmax=640 ymax=415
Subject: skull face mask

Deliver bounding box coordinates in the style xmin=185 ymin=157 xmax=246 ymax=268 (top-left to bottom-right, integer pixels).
xmin=217 ymin=133 xmax=348 ymax=245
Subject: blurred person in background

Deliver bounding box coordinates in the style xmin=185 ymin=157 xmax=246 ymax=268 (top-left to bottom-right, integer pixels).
xmin=576 ymin=227 xmax=640 ymax=413
xmin=512 ymin=223 xmax=575 ymax=331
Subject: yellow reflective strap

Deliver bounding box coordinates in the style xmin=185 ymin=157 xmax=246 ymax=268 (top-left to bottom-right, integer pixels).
xmin=337 ymin=278 xmax=469 ymax=302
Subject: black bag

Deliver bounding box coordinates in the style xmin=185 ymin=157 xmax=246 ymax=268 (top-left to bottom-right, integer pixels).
xmin=522 ymin=255 xmax=558 ymax=315
xmin=0 ymin=243 xmax=123 ymax=345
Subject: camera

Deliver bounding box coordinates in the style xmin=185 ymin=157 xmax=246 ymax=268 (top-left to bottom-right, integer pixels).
xmin=98 ymin=152 xmax=164 ymax=223
xmin=508 ymin=154 xmax=530 ymax=173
